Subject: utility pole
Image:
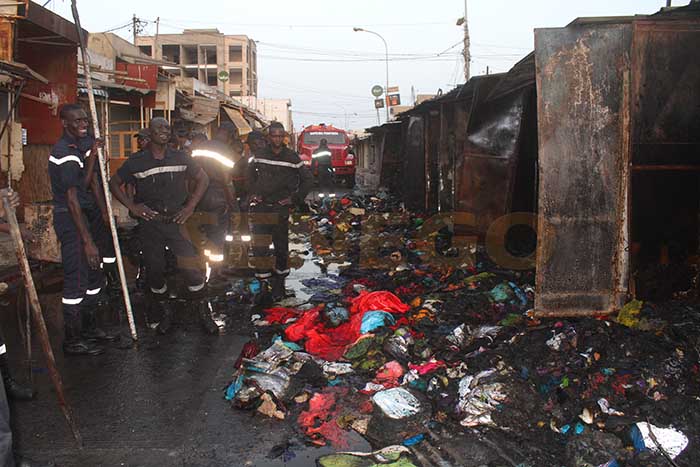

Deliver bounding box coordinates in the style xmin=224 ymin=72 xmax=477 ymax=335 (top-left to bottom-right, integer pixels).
xmin=154 ymin=17 xmax=160 ymax=58
xmin=132 ymin=14 xmax=137 ymax=45
xmin=463 ymin=0 xmax=470 ymax=82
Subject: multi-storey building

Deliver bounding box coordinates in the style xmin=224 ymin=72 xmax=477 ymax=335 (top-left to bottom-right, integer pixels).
xmin=135 ymin=29 xmax=257 ymax=97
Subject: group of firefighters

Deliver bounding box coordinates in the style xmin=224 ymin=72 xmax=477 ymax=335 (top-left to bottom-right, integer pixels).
xmin=48 ymin=105 xmax=314 ymax=357
xmin=0 ymin=103 xmax=322 ymax=465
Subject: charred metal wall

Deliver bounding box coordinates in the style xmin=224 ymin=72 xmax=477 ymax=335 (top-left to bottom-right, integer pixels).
xmin=534 ymin=24 xmax=633 ymax=313
xmin=630 ymin=20 xmax=700 ymax=266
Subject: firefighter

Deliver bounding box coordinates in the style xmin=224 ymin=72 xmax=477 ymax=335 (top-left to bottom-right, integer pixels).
xmin=311 ymin=138 xmax=334 ymax=199
xmin=190 ymin=124 xmax=236 ymax=285
xmin=49 ymin=104 xmax=119 ymax=356
xmin=109 ymin=117 xmax=210 ymax=334
xmin=247 ymin=122 xmax=312 ymax=303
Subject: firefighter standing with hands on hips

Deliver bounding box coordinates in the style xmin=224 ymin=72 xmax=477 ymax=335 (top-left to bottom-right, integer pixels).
xmin=109 ymin=117 xmax=211 ymax=334
xmin=49 ymin=104 xmax=119 ymax=356
xmin=247 ymin=122 xmax=312 ymax=304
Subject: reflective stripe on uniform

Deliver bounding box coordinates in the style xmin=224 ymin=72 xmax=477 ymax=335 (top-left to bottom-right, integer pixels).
xmin=151 ymin=284 xmax=168 ymax=294
xmin=188 ymin=282 xmax=206 ymax=292
xmin=191 ymin=149 xmax=234 ymax=168
xmin=0 ymin=344 xmax=6 ymax=355
xmin=103 ymin=257 xmax=116 ymax=264
xmin=249 ymin=158 xmax=304 ymax=169
xmin=312 ymin=150 xmax=332 ymax=159
xmin=274 ymin=268 xmax=290 ymax=275
xmin=133 ymin=165 xmax=188 ymax=179
xmin=62 ymin=297 xmax=83 ymax=305
xmin=255 ymin=272 xmax=272 ymax=279
xmin=86 ymin=287 xmax=101 ymax=296
xmin=49 ymin=155 xmax=84 ymax=168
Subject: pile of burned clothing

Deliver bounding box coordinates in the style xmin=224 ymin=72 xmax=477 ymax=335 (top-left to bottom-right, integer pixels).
xmin=223 ymin=193 xmax=699 ymax=466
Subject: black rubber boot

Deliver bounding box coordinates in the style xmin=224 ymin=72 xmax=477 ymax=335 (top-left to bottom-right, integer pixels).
xmin=271 ymin=275 xmax=286 ymax=303
xmin=0 ymin=354 xmax=35 ymax=401
xmin=103 ymin=263 xmax=120 ymax=292
xmin=63 ymin=305 xmax=104 ymax=356
xmin=155 ymin=299 xmax=175 ymax=335
xmin=81 ymin=304 xmax=119 ymax=342
xmin=198 ymin=300 xmax=220 ymax=335
xmin=253 ymin=279 xmax=273 ymax=307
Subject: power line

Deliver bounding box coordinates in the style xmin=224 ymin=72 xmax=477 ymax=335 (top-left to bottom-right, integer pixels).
xmin=157 ymin=17 xmax=450 ymax=29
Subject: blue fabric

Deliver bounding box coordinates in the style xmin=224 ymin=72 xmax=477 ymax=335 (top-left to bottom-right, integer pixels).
xmin=360 ymin=311 xmax=396 ymax=334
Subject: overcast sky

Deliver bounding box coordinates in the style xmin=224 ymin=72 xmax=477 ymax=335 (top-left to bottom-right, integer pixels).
xmin=47 ymin=0 xmax=673 ymax=131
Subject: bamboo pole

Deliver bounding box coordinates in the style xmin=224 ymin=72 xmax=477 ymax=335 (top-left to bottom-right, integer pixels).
xmin=71 ymin=0 xmax=138 ymax=341
xmin=527 ymin=309 xmax=615 ymax=319
xmin=1 ymin=194 xmax=82 ymax=446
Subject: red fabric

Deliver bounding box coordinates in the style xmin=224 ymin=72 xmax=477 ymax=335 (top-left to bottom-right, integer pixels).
xmin=374 ymin=361 xmax=405 ymax=388
xmin=349 ymin=291 xmax=410 ymax=315
xmin=298 ymin=388 xmax=350 ymax=447
xmin=233 ymin=339 xmax=260 ymax=370
xmin=264 ymin=307 xmax=303 ymax=324
xmin=285 ymin=307 xmax=365 ymax=360
xmin=409 ymin=359 xmax=446 ymax=375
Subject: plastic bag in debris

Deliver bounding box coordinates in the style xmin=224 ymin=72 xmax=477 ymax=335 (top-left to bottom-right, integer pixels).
xmin=630 ymin=422 xmax=688 ymax=459
xmin=360 ymin=311 xmax=396 ymax=334
xmin=316 ymin=445 xmax=416 ymax=467
xmin=234 ymin=341 xmax=317 ymax=404
xmin=383 ymin=329 xmax=414 ymax=361
xmin=322 ymin=361 xmax=355 ymax=377
xmin=350 ymin=291 xmax=410 ymax=315
xmin=447 ymin=324 xmax=502 ymax=348
xmin=457 ymin=369 xmax=508 ymax=427
xmin=617 ymin=299 xmax=643 ymax=328
xmin=372 ymin=387 xmax=423 ymax=420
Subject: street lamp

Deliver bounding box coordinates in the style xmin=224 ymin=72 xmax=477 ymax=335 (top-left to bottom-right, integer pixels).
xmin=353 ymin=27 xmax=390 ymax=122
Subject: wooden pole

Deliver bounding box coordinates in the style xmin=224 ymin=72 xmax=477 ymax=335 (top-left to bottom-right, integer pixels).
xmin=71 ymin=0 xmax=138 ymax=341
xmin=527 ymin=309 xmax=615 ymax=319
xmin=1 ymin=194 xmax=83 ymax=446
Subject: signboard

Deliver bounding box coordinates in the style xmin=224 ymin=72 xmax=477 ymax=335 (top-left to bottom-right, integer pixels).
xmin=387 ymin=86 xmax=400 ymax=93
xmin=374 ymin=98 xmax=385 ymax=109
xmin=371 ymin=85 xmax=384 ymax=97
xmin=387 ymin=94 xmax=401 ymax=106
xmin=218 ymin=71 xmax=229 ymax=82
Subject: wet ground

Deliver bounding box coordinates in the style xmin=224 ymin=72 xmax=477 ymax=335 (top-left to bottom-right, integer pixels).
xmin=2 ymin=191 xmax=372 ymax=466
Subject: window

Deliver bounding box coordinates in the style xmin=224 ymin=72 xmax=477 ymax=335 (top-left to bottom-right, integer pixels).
xmin=229 ymin=45 xmax=243 ymax=62
xmin=229 ymin=68 xmax=243 ymax=85
xmin=162 ymin=44 xmax=180 ymax=64
xmin=302 ymin=132 xmax=346 ymax=145
xmin=139 ymin=45 xmax=152 ymax=57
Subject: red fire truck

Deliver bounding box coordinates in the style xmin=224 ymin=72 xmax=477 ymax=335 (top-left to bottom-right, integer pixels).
xmin=297 ymin=124 xmax=355 ymax=186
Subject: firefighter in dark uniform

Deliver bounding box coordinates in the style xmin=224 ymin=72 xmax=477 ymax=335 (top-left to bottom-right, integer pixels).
xmin=49 ymin=104 xmax=118 ymax=356
xmin=190 ymin=124 xmax=236 ymax=282
xmin=311 ymin=138 xmax=334 ymax=199
xmin=247 ymin=122 xmax=312 ymax=302
xmin=109 ymin=118 xmax=209 ymax=334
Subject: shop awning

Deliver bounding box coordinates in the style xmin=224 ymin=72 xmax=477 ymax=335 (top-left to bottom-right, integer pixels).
xmin=223 ymin=106 xmax=252 ymax=135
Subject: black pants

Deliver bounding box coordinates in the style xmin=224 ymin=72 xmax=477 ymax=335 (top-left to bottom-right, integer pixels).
xmin=196 ymin=190 xmax=230 ymax=263
xmin=317 ymin=165 xmax=334 ymax=193
xmin=139 ymin=220 xmax=205 ymax=296
xmin=249 ymin=204 xmax=290 ymax=279
xmin=54 ymin=207 xmax=114 ymax=310
xmin=0 ymin=367 xmax=12 ymax=467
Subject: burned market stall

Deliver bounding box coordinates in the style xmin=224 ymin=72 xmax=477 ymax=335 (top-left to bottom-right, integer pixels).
xmin=534 ymin=3 xmax=700 ymax=315
xmin=393 ymin=55 xmax=538 ymax=245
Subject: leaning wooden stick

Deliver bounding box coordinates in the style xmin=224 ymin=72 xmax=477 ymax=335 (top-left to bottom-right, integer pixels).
xmin=1 ymin=194 xmax=82 ymax=447
xmin=71 ymin=0 xmax=138 ymax=341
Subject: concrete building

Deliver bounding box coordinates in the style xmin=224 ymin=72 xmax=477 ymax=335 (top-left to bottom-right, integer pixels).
xmin=135 ymin=29 xmax=257 ymax=98
xmin=238 ymin=97 xmax=293 ymax=132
